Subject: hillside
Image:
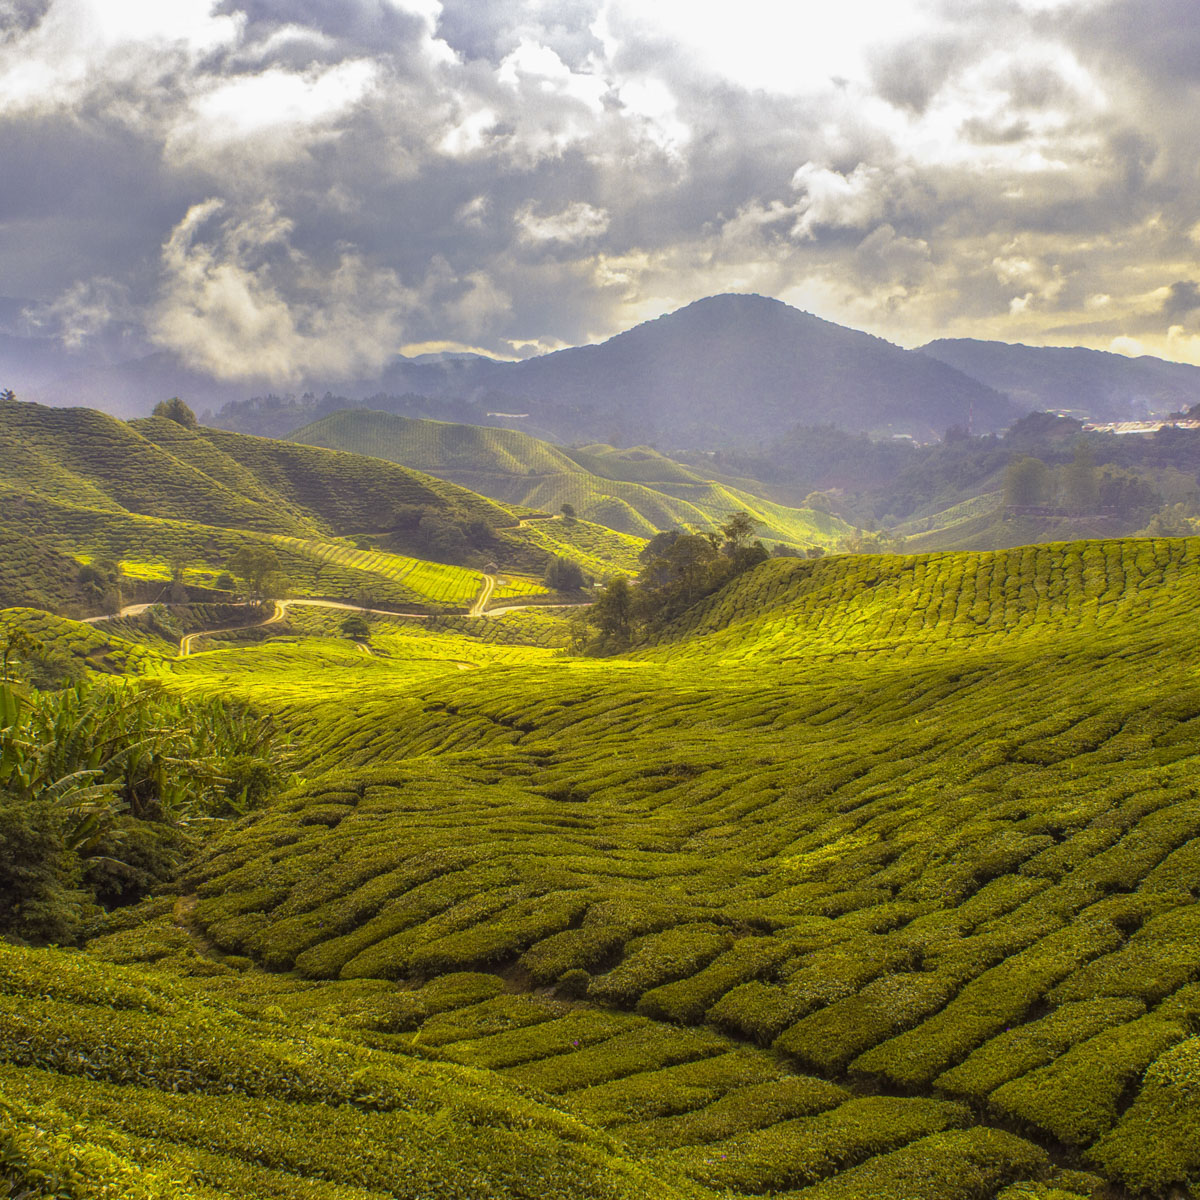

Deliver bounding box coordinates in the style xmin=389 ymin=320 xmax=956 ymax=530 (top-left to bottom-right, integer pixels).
xmin=5 ymin=533 xmax=1200 ymax=1197
xmin=0 ymin=399 xmax=620 ymax=615
xmin=290 ymin=408 xmax=849 ymax=547
xmin=921 ymin=338 xmax=1200 ymax=421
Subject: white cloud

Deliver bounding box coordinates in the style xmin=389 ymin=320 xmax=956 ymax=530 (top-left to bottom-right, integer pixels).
xmin=21 ymin=277 xmax=135 ymax=350
xmin=0 ymin=0 xmax=242 ymax=114
xmin=150 ymin=199 xmax=413 ymax=383
xmin=516 ymin=201 xmax=611 ymax=245
xmin=167 ymin=60 xmax=380 ymax=166
xmin=791 ymin=163 xmax=892 ymax=238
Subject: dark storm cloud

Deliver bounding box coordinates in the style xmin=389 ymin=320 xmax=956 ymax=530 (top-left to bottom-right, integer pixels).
xmin=2 ymin=0 xmax=1200 ymax=376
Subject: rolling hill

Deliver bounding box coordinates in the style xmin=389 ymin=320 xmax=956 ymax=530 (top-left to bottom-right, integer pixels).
xmin=5 ymin=532 xmax=1200 ymax=1197
xmin=290 ymin=408 xmax=850 ymax=547
xmin=0 ymin=398 xmax=636 ymax=615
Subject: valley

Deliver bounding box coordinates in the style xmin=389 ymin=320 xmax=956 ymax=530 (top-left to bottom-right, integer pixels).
xmin=2 ymin=395 xmax=1200 ymax=1199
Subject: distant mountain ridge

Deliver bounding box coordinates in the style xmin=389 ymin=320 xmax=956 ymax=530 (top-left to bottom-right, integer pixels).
xmin=920 ymin=338 xmax=1200 ymax=421
xmin=6 ymin=294 xmax=1018 ymax=446
xmin=425 ymin=294 xmax=1020 ymax=447
xmin=12 ymin=291 xmax=1200 ymax=445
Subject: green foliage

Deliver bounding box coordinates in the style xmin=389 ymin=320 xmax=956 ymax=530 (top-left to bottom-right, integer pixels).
xmin=0 ymin=679 xmax=287 ymax=940
xmin=1004 ymin=456 xmax=1050 ymax=506
xmin=152 ymin=397 xmax=199 ymax=429
xmin=0 ymin=943 xmax=700 ymax=1200
xmin=543 ymin=555 xmax=586 ymax=591
xmin=340 ymin=614 xmax=371 ymax=641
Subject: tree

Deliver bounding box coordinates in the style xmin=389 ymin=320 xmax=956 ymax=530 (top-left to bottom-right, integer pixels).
xmin=214 ymin=571 xmax=236 ymax=594
xmin=152 ymin=397 xmax=198 ymax=428
xmin=721 ymin=511 xmax=757 ymax=553
xmin=1143 ymin=504 xmax=1195 ymax=537
xmin=803 ymin=491 xmax=833 ymax=513
xmin=1004 ymin=456 xmax=1050 ymax=507
xmin=590 ymin=576 xmax=633 ymax=646
xmin=167 ymin=553 xmax=190 ymax=604
xmin=1063 ymin=442 xmax=1100 ymax=514
xmin=560 ymin=502 xmax=577 ymax=520
xmin=227 ymin=547 xmax=285 ymax=601
xmin=1 ymin=627 xmax=42 ymax=683
xmin=544 ymin=556 xmax=585 ymax=591
xmin=340 ymin=614 xmax=370 ymax=641
xmin=0 ymin=389 xmax=15 ymax=404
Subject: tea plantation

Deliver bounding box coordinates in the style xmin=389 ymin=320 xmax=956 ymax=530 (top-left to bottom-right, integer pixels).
xmin=0 ymin=401 xmax=645 ymax=617
xmin=4 ymin=526 xmax=1200 ymax=1197
xmin=291 ymin=409 xmax=848 ymax=549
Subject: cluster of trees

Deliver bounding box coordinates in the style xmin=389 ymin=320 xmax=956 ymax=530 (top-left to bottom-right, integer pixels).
xmin=227 ymin=546 xmax=286 ymax=601
xmin=76 ymin=559 xmax=124 ymax=614
xmin=543 ymin=556 xmax=586 ymax=591
xmin=152 ymin=397 xmax=199 ymax=428
xmin=390 ymin=504 xmax=501 ymax=565
xmin=585 ymin=512 xmax=767 ymax=652
xmin=1004 ymin=442 xmax=1160 ymax=520
xmin=0 ymin=679 xmax=288 ymax=944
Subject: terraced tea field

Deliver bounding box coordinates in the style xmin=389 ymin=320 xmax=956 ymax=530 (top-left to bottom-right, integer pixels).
xmin=291 ymin=409 xmax=848 ymax=549
xmin=6 ymin=535 xmax=1200 ymax=1199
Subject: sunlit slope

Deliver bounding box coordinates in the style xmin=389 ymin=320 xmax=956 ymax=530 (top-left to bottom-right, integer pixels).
xmin=0 ymin=943 xmax=701 ymax=1200
xmin=129 ymin=416 xmax=520 ymax=539
xmin=0 ymin=398 xmax=531 ymax=549
xmin=0 ymin=492 xmax=466 ymax=611
xmin=166 ymin=535 xmax=1200 ymax=1198
xmin=290 ymin=409 xmax=847 ymax=547
xmin=653 ymin=537 xmax=1198 ymax=662
xmin=0 ymin=401 xmax=307 ymax=534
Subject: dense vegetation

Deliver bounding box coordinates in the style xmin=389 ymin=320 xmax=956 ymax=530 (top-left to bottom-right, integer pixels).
xmin=0 ymin=400 xmax=649 ymax=617
xmin=4 ymin=525 xmax=1200 ymax=1197
xmin=708 ymin=411 xmax=1200 ymax=548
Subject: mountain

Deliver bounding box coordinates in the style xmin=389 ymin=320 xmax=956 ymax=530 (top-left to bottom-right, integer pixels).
xmin=290 ymin=408 xmax=850 ymax=547
xmin=920 ymin=338 xmax=1200 ymax=421
xmin=454 ymin=294 xmax=1019 ymax=446
xmin=9 ymin=295 xmax=1018 ymax=445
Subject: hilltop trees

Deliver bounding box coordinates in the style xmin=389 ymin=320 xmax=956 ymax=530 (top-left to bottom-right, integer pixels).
xmin=586 ymin=511 xmax=768 ymax=652
xmin=152 ymin=397 xmax=198 ymax=428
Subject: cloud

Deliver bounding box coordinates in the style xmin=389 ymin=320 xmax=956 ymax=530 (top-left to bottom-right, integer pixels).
xmin=149 ymin=198 xmax=413 ymax=383
xmin=21 ymin=277 xmax=136 ymax=351
xmin=2 ymin=0 xmax=1200 ymax=383
xmin=516 ymin=201 xmax=610 ymax=245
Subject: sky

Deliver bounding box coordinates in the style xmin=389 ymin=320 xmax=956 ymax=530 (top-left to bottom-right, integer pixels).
xmin=2 ymin=0 xmax=1200 ymax=383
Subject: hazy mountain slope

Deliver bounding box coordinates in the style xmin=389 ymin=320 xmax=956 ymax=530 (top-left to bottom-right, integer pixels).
xmin=921 ymin=338 xmax=1200 ymax=421
xmin=460 ymin=294 xmax=1020 ymax=445
xmin=291 ymin=408 xmax=849 ymax=547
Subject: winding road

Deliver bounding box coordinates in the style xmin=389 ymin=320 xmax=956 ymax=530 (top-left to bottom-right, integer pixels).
xmin=85 ymin=575 xmax=592 ymax=658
